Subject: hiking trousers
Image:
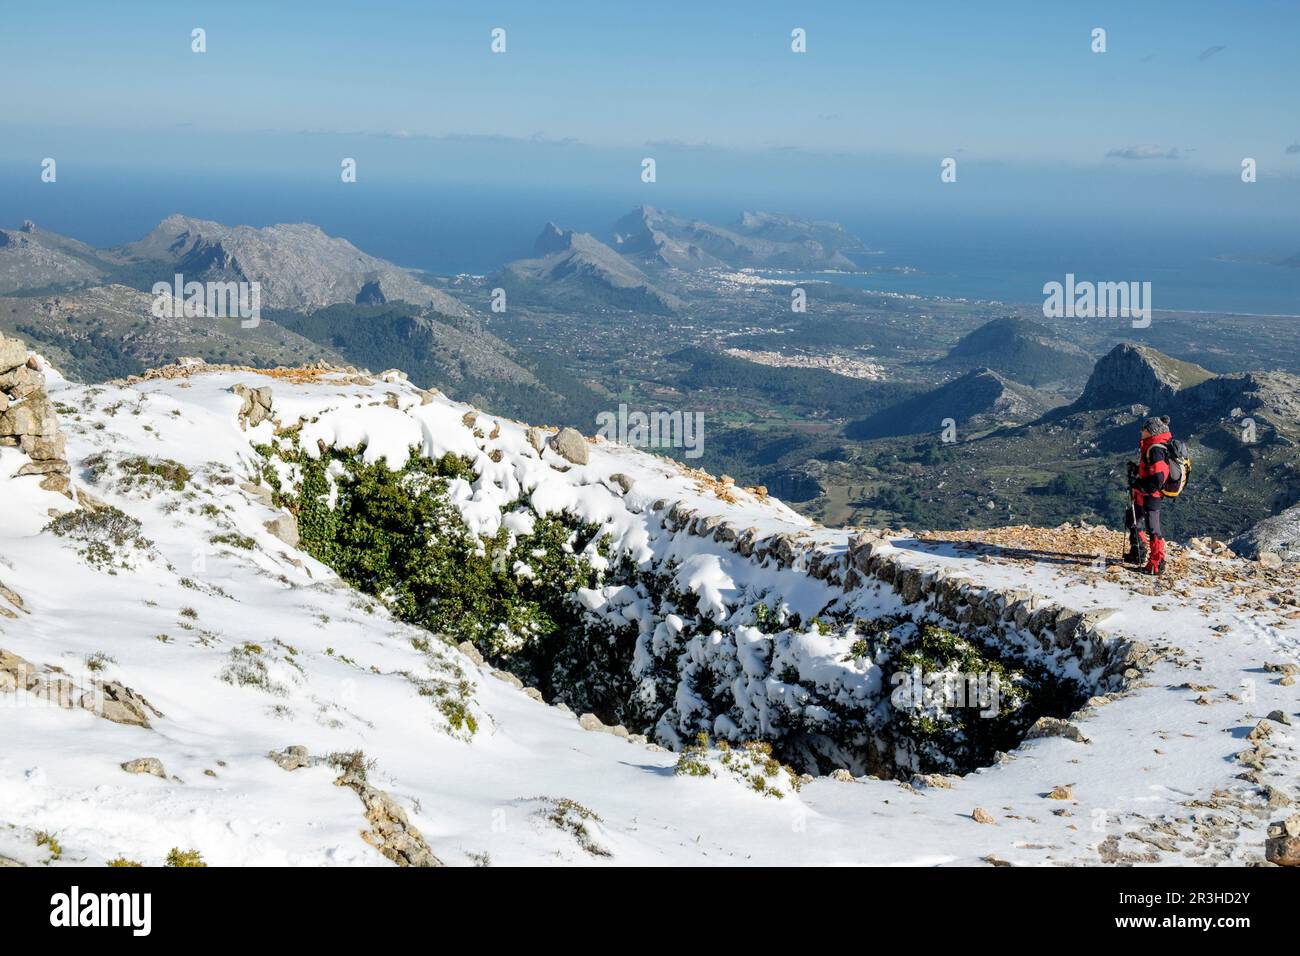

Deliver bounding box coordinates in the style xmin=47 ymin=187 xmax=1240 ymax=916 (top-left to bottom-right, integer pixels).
xmin=1126 ymin=497 xmax=1162 ymax=545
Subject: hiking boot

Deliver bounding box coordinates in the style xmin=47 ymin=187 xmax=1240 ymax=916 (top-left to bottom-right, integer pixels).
xmin=1123 ymin=545 xmax=1145 ymax=564
xmin=1139 ymin=559 xmax=1165 ymax=576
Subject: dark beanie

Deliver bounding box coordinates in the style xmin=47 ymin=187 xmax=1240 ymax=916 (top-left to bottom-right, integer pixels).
xmin=1142 ymin=415 xmax=1170 ymax=434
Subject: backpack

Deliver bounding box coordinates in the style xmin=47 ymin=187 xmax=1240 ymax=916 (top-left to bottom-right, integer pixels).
xmin=1150 ymin=438 xmax=1192 ymax=497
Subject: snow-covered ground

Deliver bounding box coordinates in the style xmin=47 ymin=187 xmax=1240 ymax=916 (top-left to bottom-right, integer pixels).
xmin=1 ymin=362 xmax=1295 ymax=866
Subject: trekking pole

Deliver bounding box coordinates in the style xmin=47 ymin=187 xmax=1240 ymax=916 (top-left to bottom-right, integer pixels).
xmin=1124 ymin=461 xmax=1138 ymax=560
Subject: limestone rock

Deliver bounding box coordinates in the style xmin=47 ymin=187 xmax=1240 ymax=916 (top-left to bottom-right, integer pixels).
xmin=268 ymin=745 xmax=312 ymax=771
xmin=263 ymin=513 xmax=300 ymax=548
xmin=229 ymin=383 xmax=274 ymax=428
xmin=121 ymin=757 xmax=166 ymax=778
xmin=335 ymin=769 xmax=441 ymax=867
xmin=549 ymin=427 xmax=589 ymax=465
xmin=80 ymin=680 xmax=163 ymax=728
xmin=1265 ymin=814 xmax=1300 ymax=865
xmin=0 ymin=334 xmax=28 ymax=372
xmin=1025 ymin=716 xmax=1091 ymax=744
xmin=972 ymin=807 xmax=996 ymax=824
xmin=16 ymin=459 xmax=70 ymax=476
xmin=456 ymin=641 xmax=484 ymax=667
xmin=0 ymin=648 xmax=39 ymax=692
xmin=0 ymin=395 xmax=56 ymax=437
xmin=19 ymin=433 xmax=65 ymax=461
xmin=491 ymin=669 xmax=524 ymax=690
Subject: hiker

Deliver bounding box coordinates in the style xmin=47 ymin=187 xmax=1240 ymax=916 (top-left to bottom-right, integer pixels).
xmin=1124 ymin=415 xmax=1174 ymax=575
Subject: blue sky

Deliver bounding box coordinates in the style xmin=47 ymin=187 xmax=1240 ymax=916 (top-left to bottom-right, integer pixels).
xmin=1 ymin=1 xmax=1297 ymax=225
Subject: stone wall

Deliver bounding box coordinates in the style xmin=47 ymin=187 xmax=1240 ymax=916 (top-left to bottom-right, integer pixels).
xmin=656 ymin=501 xmax=1158 ymax=693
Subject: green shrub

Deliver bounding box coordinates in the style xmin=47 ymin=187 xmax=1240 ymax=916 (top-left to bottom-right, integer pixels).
xmin=165 ymin=848 xmax=206 ymax=867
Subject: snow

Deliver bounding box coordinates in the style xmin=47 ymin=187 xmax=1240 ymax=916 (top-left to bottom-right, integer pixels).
xmin=1 ymin=366 xmax=1295 ymax=867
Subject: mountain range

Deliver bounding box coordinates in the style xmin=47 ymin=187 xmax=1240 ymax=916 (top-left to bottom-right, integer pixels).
xmin=492 ymin=223 xmax=683 ymax=314
xmin=610 ymin=205 xmax=869 ymax=271
xmin=0 ymin=216 xmax=471 ymax=317
xmin=6 ymin=211 xmax=1300 ymax=551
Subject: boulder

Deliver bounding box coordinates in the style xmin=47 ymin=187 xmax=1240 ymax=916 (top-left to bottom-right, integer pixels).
xmin=80 ymin=680 xmax=162 ymax=728
xmin=0 ymin=334 xmax=27 ymax=372
xmin=491 ymin=669 xmax=524 ymax=690
xmin=456 ymin=641 xmax=484 ymax=667
xmin=1266 ymin=814 xmax=1300 ymax=866
xmin=263 ymin=513 xmax=300 ymax=548
xmin=229 ymin=383 xmax=274 ymax=428
xmin=0 ymin=648 xmax=39 ymax=693
xmin=16 ymin=460 xmax=70 ymax=477
xmin=548 ymin=427 xmax=589 ymax=466
xmin=1025 ymin=716 xmax=1091 ymax=744
xmin=0 ymin=365 xmax=45 ymax=399
xmin=267 ymin=745 xmax=312 ymax=771
xmin=19 ymin=433 xmax=65 ymax=461
xmin=0 ymin=396 xmax=57 ymax=437
xmin=120 ymin=757 xmax=166 ymax=778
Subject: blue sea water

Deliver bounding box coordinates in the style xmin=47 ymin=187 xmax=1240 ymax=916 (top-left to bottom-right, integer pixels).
xmin=2 ymin=165 xmax=1296 ymax=316
xmin=811 ymin=213 xmax=1300 ymax=317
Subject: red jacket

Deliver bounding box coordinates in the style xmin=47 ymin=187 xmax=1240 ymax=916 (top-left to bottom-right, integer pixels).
xmin=1134 ymin=430 xmax=1172 ymax=502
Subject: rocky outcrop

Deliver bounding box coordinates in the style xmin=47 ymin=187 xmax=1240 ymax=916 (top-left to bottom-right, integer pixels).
xmin=847 ymin=367 xmax=1064 ymax=440
xmin=549 ymin=427 xmax=589 ymax=466
xmin=267 ymin=745 xmax=313 ymax=772
xmin=333 ymin=765 xmax=441 ymax=867
xmin=230 ymin=383 xmax=274 ymax=429
xmin=1073 ymin=343 xmax=1212 ymax=412
xmin=1266 ymin=813 xmax=1300 ymax=866
xmin=121 ymin=757 xmax=167 ymax=777
xmin=0 ymin=648 xmax=161 ymax=727
xmin=263 ymin=513 xmax=300 ymax=548
xmin=1230 ymin=503 xmax=1300 ymax=564
xmin=0 ymin=334 xmax=72 ymax=496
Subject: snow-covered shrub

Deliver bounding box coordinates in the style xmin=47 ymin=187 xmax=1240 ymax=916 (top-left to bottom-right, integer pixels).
xmin=84 ymin=453 xmax=192 ymax=494
xmin=674 ymin=732 xmax=803 ymax=799
xmin=44 ymin=506 xmax=155 ymax=573
xmin=253 ymin=430 xmax=1087 ymax=778
xmin=263 ymin=435 xmax=636 ymax=717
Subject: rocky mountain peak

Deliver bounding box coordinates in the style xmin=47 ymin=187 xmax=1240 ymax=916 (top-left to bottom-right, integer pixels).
xmin=533 ymin=222 xmax=573 ymax=256
xmin=1074 ymin=343 xmax=1213 ymax=412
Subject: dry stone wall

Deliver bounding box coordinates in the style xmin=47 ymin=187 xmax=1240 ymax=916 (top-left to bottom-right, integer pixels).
xmin=655 ymin=499 xmax=1159 ymax=694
